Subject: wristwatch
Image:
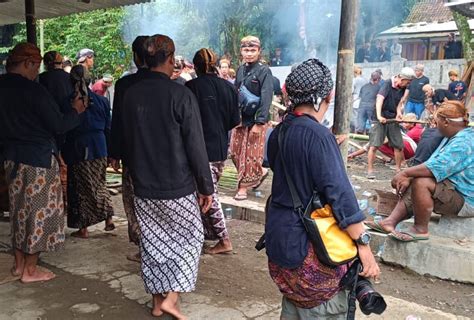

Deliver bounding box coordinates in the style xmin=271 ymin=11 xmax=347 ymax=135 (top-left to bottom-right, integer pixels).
xmin=356 ymin=231 xmax=372 ymax=245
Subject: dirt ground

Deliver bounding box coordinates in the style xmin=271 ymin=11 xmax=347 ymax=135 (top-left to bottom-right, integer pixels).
xmin=217 ymin=157 xmax=474 ymax=318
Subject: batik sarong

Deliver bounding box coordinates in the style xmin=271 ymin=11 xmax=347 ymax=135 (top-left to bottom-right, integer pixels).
xmin=134 ymin=193 xmax=203 ymax=294
xmin=201 ymin=161 xmax=229 ymax=240
xmin=230 ymin=125 xmax=267 ymax=188
xmin=67 ymin=157 xmax=114 ymax=229
xmin=4 ymin=157 xmax=65 ymax=254
xmin=269 ymin=243 xmax=348 ymax=309
xmin=122 ymin=166 xmax=140 ymax=245
xmin=0 ymin=164 xmax=8 ymax=212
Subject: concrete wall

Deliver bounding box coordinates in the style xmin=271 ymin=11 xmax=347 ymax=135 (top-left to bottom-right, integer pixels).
xmin=356 ymin=59 xmax=467 ymax=89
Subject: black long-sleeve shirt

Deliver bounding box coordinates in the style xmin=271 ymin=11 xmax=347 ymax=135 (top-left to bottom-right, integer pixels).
xmin=0 ymin=73 xmax=80 ymax=168
xmin=109 ymin=68 xmax=153 ymax=164
xmin=235 ymin=61 xmax=273 ymax=126
xmin=186 ymin=74 xmax=240 ymax=162
xmin=122 ymin=71 xmax=213 ymax=199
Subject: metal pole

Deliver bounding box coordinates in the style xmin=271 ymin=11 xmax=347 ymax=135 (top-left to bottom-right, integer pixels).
xmin=25 ymin=0 xmax=37 ymax=45
xmin=333 ymin=0 xmax=359 ymax=168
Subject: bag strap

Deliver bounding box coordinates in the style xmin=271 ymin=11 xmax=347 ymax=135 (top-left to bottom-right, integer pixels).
xmin=277 ymin=124 xmax=304 ymax=211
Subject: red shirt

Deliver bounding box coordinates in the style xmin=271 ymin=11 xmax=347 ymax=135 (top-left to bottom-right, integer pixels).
xmin=407 ymin=124 xmax=423 ymax=143
xmin=92 ymin=79 xmax=107 ymax=96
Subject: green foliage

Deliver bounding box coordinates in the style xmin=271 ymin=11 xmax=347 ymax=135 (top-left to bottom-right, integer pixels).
xmin=1 ymin=8 xmax=130 ymax=80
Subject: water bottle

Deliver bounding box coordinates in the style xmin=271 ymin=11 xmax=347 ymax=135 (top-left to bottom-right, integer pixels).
xmin=254 ymin=191 xmax=264 ymax=198
xmin=224 ymin=207 xmax=233 ymax=220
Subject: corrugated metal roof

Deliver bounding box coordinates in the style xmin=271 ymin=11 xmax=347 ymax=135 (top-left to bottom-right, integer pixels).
xmin=0 ymin=0 xmax=148 ymax=26
xmin=379 ymin=19 xmax=474 ymax=39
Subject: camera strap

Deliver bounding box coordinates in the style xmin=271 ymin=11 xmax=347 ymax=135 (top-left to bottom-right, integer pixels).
xmin=346 ymin=263 xmax=361 ymax=320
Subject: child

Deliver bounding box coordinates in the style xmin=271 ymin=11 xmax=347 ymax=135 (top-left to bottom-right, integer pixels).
xmin=448 ymin=70 xmax=467 ymax=101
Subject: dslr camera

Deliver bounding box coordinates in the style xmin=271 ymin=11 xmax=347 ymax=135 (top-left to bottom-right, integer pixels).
xmin=340 ymin=259 xmax=387 ymax=317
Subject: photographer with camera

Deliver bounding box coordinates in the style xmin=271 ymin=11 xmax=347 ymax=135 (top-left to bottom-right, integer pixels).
xmin=230 ymin=35 xmax=273 ymax=201
xmin=264 ymin=59 xmax=382 ymax=319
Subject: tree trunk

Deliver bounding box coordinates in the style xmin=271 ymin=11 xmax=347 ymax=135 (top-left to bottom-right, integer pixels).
xmin=333 ymin=0 xmax=359 ymax=167
xmin=452 ymin=11 xmax=473 ymax=118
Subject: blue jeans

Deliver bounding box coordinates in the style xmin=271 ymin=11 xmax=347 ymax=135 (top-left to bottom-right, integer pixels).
xmin=405 ymin=101 xmax=425 ymax=119
xmin=357 ymin=106 xmax=374 ymax=133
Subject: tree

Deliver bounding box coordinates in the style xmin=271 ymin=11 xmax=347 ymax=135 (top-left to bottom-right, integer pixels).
xmin=451 ymin=10 xmax=473 ymax=113
xmin=1 ymin=9 xmax=130 ymax=80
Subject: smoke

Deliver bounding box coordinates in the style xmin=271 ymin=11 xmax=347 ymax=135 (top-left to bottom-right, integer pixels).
xmin=122 ymin=1 xmax=209 ymax=61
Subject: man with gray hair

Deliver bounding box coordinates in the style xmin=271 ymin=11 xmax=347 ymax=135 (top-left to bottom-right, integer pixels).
xmin=401 ymin=64 xmax=429 ymax=119
xmin=367 ymin=67 xmax=415 ymax=179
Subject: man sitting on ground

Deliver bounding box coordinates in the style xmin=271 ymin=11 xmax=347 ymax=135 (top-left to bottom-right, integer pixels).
xmin=366 ymin=101 xmax=474 ymax=241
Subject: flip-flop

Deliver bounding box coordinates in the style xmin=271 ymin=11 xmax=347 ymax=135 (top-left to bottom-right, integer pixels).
xmin=389 ymin=230 xmax=429 ymax=242
xmin=234 ymin=193 xmax=247 ymax=201
xmin=364 ymin=220 xmax=390 ymax=234
xmin=366 ymin=172 xmax=376 ymax=180
xmin=252 ymin=170 xmax=269 ymax=190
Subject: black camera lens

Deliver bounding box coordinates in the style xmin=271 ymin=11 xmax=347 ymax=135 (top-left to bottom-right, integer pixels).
xmin=356 ymin=278 xmax=387 ymax=315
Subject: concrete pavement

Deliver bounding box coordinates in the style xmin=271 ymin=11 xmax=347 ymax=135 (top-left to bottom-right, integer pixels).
xmin=0 ymin=198 xmax=470 ymax=320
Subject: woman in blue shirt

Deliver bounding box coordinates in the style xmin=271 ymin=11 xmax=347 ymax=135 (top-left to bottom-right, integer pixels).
xmin=265 ymin=59 xmax=379 ymax=319
xmin=63 ymin=65 xmax=114 ymax=238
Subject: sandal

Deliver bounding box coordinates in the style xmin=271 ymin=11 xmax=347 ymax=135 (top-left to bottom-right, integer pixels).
xmin=389 ymin=230 xmax=429 ymax=242
xmin=233 ymin=193 xmax=247 ymax=201
xmin=366 ymin=172 xmax=376 ymax=179
xmin=364 ymin=220 xmax=390 ymax=234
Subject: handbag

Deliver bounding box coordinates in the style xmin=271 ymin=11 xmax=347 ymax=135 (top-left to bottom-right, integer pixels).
xmin=277 ymin=123 xmax=357 ymax=267
xmin=239 ymin=84 xmax=261 ymax=117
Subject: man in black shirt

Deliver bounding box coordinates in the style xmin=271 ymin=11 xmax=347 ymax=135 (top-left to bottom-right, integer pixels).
xmin=121 ymin=34 xmax=213 ymax=319
xmin=186 ymin=48 xmax=240 ymax=255
xmin=367 ymin=67 xmax=415 ymax=178
xmin=444 ymin=33 xmax=463 ymax=59
xmin=402 ymin=64 xmax=429 ymax=119
xmin=109 ymin=35 xmax=151 ymax=262
xmin=230 ymin=35 xmax=273 ymax=200
xmin=422 ymin=84 xmax=457 ymax=107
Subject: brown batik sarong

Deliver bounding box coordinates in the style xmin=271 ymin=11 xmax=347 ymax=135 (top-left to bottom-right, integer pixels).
xmin=4 ymin=157 xmax=65 ymax=254
xmin=230 ymin=125 xmax=267 ymax=188
xmin=122 ymin=166 xmax=140 ymax=245
xmin=67 ymin=157 xmax=114 ymax=229
xmin=201 ymin=161 xmax=229 ymax=240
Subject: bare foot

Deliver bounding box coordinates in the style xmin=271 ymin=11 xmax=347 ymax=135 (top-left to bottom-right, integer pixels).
xmin=161 ymin=294 xmax=187 ymax=320
xmin=71 ymin=228 xmax=88 ymax=238
xmin=10 ymin=266 xmax=22 ymax=277
xmin=21 ymin=267 xmax=56 ymax=283
xmin=151 ymin=294 xmax=165 ymax=317
xmin=204 ymin=239 xmax=233 ymax=254
xmin=104 ymin=217 xmax=115 ymax=231
xmin=126 ymin=252 xmax=141 ymax=263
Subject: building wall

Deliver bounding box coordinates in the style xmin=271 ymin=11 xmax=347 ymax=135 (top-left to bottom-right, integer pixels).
xmin=355 ymin=58 xmax=466 ymax=89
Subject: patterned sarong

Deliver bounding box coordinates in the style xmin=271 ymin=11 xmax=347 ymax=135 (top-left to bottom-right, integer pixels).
xmin=134 ymin=193 xmax=203 ymax=294
xmin=268 ymin=243 xmax=348 ymax=309
xmin=201 ymin=161 xmax=228 ymax=240
xmin=0 ymin=164 xmax=8 ymax=212
xmin=67 ymin=157 xmax=114 ymax=229
xmin=230 ymin=125 xmax=267 ymax=188
xmin=122 ymin=166 xmax=140 ymax=245
xmin=4 ymin=157 xmax=65 ymax=254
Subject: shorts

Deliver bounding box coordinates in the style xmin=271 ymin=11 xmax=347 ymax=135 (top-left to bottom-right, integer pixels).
xmin=280 ymin=290 xmax=349 ymax=320
xmin=369 ymin=121 xmax=404 ymax=150
xmin=403 ymin=180 xmax=465 ymax=217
